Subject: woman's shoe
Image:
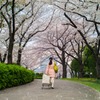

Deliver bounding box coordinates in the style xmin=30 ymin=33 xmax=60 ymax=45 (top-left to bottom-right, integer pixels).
xmin=51 ymin=87 xmax=54 ymax=89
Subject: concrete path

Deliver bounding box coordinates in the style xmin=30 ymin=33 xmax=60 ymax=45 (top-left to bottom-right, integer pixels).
xmin=0 ymin=79 xmax=100 ymax=100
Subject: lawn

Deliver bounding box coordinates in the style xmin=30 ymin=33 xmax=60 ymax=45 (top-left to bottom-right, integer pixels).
xmin=63 ymin=78 xmax=100 ymax=92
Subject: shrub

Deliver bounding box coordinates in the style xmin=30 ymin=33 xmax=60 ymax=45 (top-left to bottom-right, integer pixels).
xmin=34 ymin=73 xmax=43 ymax=79
xmin=0 ymin=63 xmax=34 ymax=90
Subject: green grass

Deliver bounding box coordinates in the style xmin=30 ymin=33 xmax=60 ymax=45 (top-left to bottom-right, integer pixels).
xmin=63 ymin=78 xmax=100 ymax=92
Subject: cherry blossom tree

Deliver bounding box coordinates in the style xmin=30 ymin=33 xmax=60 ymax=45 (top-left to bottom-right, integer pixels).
xmin=0 ymin=0 xmax=54 ymax=64
xmin=55 ymin=0 xmax=100 ymax=78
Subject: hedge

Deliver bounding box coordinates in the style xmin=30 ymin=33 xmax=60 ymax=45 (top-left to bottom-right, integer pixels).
xmin=34 ymin=73 xmax=43 ymax=79
xmin=0 ymin=63 xmax=34 ymax=90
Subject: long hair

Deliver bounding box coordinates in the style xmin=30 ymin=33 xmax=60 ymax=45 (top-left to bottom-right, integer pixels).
xmin=49 ymin=57 xmax=53 ymax=65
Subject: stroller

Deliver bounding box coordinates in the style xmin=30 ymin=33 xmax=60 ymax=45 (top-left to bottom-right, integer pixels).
xmin=42 ymin=74 xmax=51 ymax=89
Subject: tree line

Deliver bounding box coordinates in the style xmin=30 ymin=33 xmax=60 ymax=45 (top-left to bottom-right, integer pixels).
xmin=34 ymin=0 xmax=100 ymax=79
xmin=0 ymin=0 xmax=53 ymax=65
xmin=0 ymin=0 xmax=100 ymax=79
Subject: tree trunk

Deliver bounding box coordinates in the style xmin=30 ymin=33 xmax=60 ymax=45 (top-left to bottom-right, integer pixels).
xmin=96 ymin=58 xmax=100 ymax=79
xmin=17 ymin=49 xmax=22 ymax=65
xmin=7 ymin=0 xmax=15 ymax=64
xmin=94 ymin=41 xmax=100 ymax=79
xmin=7 ymin=36 xmax=14 ymax=64
xmin=62 ymin=63 xmax=67 ymax=78
xmin=2 ymin=52 xmax=7 ymax=63
xmin=78 ymin=64 xmax=84 ymax=78
xmin=62 ymin=50 xmax=67 ymax=78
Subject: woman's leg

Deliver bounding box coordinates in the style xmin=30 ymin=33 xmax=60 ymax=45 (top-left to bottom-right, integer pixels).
xmin=50 ymin=77 xmax=55 ymax=88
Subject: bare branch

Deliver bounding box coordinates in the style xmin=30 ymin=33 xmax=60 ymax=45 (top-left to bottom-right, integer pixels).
xmin=0 ymin=0 xmax=8 ymax=10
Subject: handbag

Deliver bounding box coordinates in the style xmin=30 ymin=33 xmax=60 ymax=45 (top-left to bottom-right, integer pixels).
xmin=54 ymin=62 xmax=58 ymax=73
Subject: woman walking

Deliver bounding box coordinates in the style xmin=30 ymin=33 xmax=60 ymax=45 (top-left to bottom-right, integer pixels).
xmin=45 ymin=57 xmax=56 ymax=89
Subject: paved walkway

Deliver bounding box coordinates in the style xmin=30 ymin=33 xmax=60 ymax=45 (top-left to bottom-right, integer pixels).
xmin=0 ymin=79 xmax=100 ymax=100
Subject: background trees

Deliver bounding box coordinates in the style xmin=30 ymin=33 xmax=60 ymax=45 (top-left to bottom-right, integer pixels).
xmin=54 ymin=0 xmax=100 ymax=78
xmin=83 ymin=46 xmax=96 ymax=77
xmin=0 ymin=0 xmax=53 ymax=65
xmin=0 ymin=0 xmax=100 ymax=79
